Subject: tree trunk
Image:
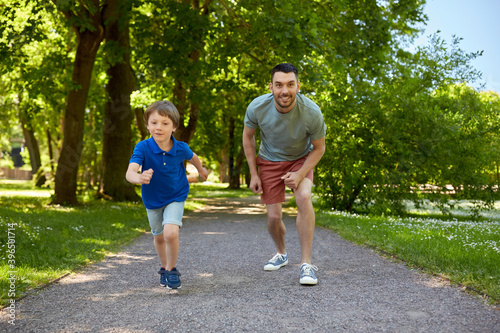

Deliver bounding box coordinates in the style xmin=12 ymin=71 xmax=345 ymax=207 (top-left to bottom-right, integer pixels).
xmin=53 ymin=3 xmax=104 ymax=205
xmin=172 ymin=79 xmax=199 ymax=143
xmin=20 ymin=112 xmax=46 ymax=187
xmin=46 ymin=129 xmax=55 ymax=176
xmin=170 ymin=0 xmax=210 ymax=144
xmin=100 ymin=0 xmax=140 ymax=202
xmin=134 ymin=107 xmax=148 ymax=140
xmin=228 ymin=117 xmax=244 ymax=189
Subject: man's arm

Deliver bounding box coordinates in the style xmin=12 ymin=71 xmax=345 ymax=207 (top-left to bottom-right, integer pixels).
xmin=282 ymin=136 xmax=326 ymax=190
xmin=242 ymin=124 xmax=263 ymax=194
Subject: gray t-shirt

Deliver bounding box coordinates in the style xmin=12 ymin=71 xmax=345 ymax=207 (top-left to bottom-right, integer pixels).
xmin=244 ymin=93 xmax=326 ymax=162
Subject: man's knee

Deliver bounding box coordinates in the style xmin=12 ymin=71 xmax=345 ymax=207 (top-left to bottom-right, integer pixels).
xmin=295 ymin=187 xmax=312 ymax=204
xmin=267 ymin=211 xmax=282 ymax=224
xmin=266 ymin=204 xmax=282 ymax=225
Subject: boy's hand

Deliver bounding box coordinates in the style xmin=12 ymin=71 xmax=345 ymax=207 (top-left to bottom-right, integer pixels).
xmin=198 ymin=167 xmax=209 ymax=181
xmin=141 ymin=168 xmax=154 ymax=184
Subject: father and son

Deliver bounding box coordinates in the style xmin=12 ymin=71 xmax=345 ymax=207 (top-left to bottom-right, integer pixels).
xmin=126 ymin=63 xmax=327 ymax=289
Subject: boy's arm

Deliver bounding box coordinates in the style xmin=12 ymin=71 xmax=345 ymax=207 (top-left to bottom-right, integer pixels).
xmin=189 ymin=153 xmax=208 ymax=181
xmin=126 ymin=162 xmax=154 ymax=184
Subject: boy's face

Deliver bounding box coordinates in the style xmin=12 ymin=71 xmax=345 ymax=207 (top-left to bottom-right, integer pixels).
xmin=269 ymin=71 xmax=300 ymax=113
xmin=146 ymin=111 xmax=177 ymax=145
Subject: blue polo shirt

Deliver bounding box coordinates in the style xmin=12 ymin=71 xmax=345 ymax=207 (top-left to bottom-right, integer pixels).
xmin=129 ymin=136 xmax=194 ymax=209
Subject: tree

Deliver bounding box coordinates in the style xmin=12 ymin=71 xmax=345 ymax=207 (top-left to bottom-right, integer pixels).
xmin=0 ymin=1 xmax=69 ymax=186
xmin=315 ymin=32 xmax=493 ymax=214
xmin=2 ymin=0 xmax=497 ymax=213
xmin=100 ymin=0 xmax=140 ymax=201
xmin=52 ymin=0 xmax=105 ymax=205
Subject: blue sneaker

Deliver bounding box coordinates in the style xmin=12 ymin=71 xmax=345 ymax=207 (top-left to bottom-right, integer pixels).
xmin=300 ymin=263 xmax=318 ymax=285
xmin=158 ymin=268 xmax=167 ymax=287
xmin=166 ymin=267 xmax=182 ymax=289
xmin=264 ymin=253 xmax=288 ymax=271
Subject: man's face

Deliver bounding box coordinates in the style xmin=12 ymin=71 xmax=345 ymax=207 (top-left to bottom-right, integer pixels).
xmin=269 ymin=71 xmax=300 ymax=113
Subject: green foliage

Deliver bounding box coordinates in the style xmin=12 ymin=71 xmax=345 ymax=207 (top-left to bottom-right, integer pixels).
xmin=0 ymin=0 xmax=72 ymax=182
xmin=315 ymin=31 xmax=500 ymax=215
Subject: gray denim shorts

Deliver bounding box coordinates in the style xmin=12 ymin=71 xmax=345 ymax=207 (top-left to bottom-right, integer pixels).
xmin=146 ymin=201 xmax=185 ymax=236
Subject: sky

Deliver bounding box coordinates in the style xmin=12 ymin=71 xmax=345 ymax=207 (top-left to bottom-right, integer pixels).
xmin=411 ymin=0 xmax=500 ymax=93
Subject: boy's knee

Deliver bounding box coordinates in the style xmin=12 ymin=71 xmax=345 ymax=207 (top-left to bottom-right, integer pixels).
xmin=163 ymin=227 xmax=179 ymax=242
xmin=154 ymin=234 xmax=166 ymax=244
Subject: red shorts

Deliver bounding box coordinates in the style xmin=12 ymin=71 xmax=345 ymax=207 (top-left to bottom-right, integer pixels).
xmin=257 ymin=155 xmax=313 ymax=204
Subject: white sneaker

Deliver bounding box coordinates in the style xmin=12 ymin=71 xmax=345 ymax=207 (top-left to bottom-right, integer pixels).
xmin=264 ymin=253 xmax=288 ymax=271
xmin=300 ymin=263 xmax=318 ymax=285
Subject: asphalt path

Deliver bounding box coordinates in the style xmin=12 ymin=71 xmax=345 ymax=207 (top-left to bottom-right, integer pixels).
xmin=1 ymin=196 xmax=499 ymax=332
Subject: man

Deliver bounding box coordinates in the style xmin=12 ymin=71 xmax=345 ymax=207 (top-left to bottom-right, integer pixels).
xmin=242 ymin=63 xmax=326 ymax=285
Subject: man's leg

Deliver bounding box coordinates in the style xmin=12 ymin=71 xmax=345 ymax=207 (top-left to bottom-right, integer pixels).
xmin=294 ymin=178 xmax=319 ymax=284
xmin=266 ymin=203 xmax=286 ymax=254
xmin=263 ymin=202 xmax=289 ymax=271
xmin=294 ymin=178 xmax=315 ymax=264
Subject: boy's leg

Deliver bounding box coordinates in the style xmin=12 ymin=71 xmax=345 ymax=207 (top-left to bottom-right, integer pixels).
xmin=153 ymin=234 xmax=167 ymax=268
xmin=147 ymin=208 xmax=168 ymax=268
xmin=163 ymin=224 xmax=180 ymax=270
xmin=160 ymin=201 xmax=184 ymax=270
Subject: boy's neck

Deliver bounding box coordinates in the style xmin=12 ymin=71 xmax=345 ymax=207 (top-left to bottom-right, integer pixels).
xmin=154 ymin=136 xmax=174 ymax=152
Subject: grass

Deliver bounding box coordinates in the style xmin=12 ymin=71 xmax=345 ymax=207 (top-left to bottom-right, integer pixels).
xmin=0 ymin=180 xmax=150 ymax=306
xmin=188 ymin=182 xmax=255 ymax=198
xmin=316 ymin=207 xmax=500 ymax=305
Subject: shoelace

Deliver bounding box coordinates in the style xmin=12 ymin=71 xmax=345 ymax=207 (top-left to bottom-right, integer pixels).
xmin=301 ymin=264 xmax=318 ymax=275
xmin=270 ymin=254 xmax=286 ymax=263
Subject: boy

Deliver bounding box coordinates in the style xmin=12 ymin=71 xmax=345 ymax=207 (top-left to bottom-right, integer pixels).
xmin=126 ymin=100 xmax=208 ymax=289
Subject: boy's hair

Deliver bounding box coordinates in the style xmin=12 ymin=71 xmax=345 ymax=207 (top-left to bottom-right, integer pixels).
xmin=271 ymin=63 xmax=299 ymax=83
xmin=144 ymin=100 xmax=180 ymax=128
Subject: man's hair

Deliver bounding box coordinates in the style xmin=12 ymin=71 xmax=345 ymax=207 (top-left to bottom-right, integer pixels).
xmin=144 ymin=100 xmax=180 ymax=128
xmin=271 ymin=63 xmax=299 ymax=83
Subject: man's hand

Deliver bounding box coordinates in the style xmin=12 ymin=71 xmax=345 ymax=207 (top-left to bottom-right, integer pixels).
xmin=250 ymin=175 xmax=263 ymax=194
xmin=140 ymin=168 xmax=154 ymax=184
xmin=281 ymin=172 xmax=303 ymax=190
